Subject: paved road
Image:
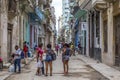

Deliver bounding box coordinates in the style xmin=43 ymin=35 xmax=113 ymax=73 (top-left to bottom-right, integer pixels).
xmin=5 ymin=54 xmax=109 ymax=80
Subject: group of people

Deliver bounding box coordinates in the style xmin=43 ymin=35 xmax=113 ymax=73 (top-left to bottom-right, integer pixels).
xmin=36 ymin=43 xmax=71 ymax=76
xmin=11 ymin=42 xmax=72 ymax=76
xmin=10 ymin=41 xmax=30 ymax=73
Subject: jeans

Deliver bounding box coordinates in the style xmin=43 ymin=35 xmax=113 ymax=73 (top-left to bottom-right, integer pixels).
xmin=42 ymin=61 xmax=44 ymax=74
xmin=14 ymin=59 xmax=21 ymax=72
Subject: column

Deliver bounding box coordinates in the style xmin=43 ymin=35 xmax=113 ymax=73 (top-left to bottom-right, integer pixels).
xmin=0 ymin=0 xmax=8 ymax=62
xmin=107 ymin=3 xmax=115 ymax=65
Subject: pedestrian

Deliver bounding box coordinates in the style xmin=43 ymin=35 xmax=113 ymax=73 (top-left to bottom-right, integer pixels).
xmin=14 ymin=45 xmax=22 ymax=73
xmin=36 ymin=53 xmax=43 ymax=76
xmin=36 ymin=43 xmax=44 ymax=75
xmin=59 ymin=43 xmax=62 ymax=53
xmin=23 ymin=41 xmax=28 ymax=64
xmin=44 ymin=44 xmax=54 ymax=76
xmin=62 ymin=43 xmax=71 ymax=75
xmin=55 ymin=44 xmax=59 ymax=56
xmin=70 ymin=43 xmax=75 ymax=56
xmin=78 ymin=42 xmax=81 ymax=54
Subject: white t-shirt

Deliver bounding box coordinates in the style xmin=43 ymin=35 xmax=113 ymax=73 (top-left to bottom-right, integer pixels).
xmin=14 ymin=48 xmax=21 ymax=59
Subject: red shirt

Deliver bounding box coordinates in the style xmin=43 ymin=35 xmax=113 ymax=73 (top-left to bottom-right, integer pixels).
xmin=37 ymin=47 xmax=43 ymax=59
xmin=23 ymin=45 xmax=28 ymax=52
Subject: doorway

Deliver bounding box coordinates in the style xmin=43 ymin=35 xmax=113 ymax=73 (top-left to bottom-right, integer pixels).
xmin=114 ymin=15 xmax=120 ymax=66
xmin=7 ymin=23 xmax=13 ymax=60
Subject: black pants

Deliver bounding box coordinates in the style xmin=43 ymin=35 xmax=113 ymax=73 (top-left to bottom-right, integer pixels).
xmin=42 ymin=61 xmax=44 ymax=74
xmin=14 ymin=59 xmax=21 ymax=72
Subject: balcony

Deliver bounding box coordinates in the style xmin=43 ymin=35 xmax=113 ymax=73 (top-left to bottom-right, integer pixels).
xmin=69 ymin=0 xmax=74 ymax=2
xmin=8 ymin=0 xmax=18 ymax=19
xmin=104 ymin=0 xmax=115 ymax=3
xmin=38 ymin=0 xmax=46 ymax=5
xmin=92 ymin=0 xmax=107 ymax=10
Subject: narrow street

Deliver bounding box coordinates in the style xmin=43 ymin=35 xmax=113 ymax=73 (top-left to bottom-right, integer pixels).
xmin=5 ymin=54 xmax=108 ymax=80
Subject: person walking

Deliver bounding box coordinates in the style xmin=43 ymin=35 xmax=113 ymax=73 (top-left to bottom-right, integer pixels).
xmin=36 ymin=43 xmax=44 ymax=75
xmin=55 ymin=44 xmax=59 ymax=56
xmin=62 ymin=43 xmax=71 ymax=75
xmin=23 ymin=41 xmax=28 ymax=64
xmin=45 ymin=44 xmax=54 ymax=76
xmin=14 ymin=45 xmax=22 ymax=73
xmin=70 ymin=43 xmax=75 ymax=56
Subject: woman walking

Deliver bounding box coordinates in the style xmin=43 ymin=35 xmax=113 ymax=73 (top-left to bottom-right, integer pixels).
xmin=62 ymin=43 xmax=71 ymax=75
xmin=45 ymin=44 xmax=54 ymax=76
xmin=36 ymin=43 xmax=44 ymax=75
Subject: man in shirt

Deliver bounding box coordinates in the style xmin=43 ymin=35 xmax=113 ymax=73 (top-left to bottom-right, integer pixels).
xmin=14 ymin=45 xmax=21 ymax=73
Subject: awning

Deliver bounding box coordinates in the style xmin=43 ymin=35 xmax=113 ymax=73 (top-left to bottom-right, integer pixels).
xmin=74 ymin=10 xmax=87 ymax=19
xmin=29 ymin=13 xmax=40 ymax=23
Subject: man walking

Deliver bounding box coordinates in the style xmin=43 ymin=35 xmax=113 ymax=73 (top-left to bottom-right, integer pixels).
xmin=14 ymin=45 xmax=22 ymax=73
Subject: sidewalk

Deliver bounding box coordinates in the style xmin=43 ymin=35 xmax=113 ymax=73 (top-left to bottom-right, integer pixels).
xmin=0 ymin=57 xmax=35 ymax=80
xmin=77 ymin=54 xmax=120 ymax=80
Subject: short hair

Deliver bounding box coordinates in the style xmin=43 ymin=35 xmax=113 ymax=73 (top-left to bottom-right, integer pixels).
xmin=15 ymin=45 xmax=18 ymax=48
xmin=47 ymin=44 xmax=51 ymax=49
xmin=63 ymin=43 xmax=70 ymax=48
xmin=38 ymin=43 xmax=43 ymax=48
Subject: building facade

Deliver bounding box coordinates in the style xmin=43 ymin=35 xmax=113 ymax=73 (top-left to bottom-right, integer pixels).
xmin=0 ymin=0 xmax=56 ymax=63
xmin=70 ymin=0 xmax=120 ymax=67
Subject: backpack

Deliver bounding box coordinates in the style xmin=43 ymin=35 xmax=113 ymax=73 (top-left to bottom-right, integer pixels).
xmin=45 ymin=49 xmax=56 ymax=61
xmin=20 ymin=51 xmax=24 ymax=59
xmin=51 ymin=52 xmax=56 ymax=61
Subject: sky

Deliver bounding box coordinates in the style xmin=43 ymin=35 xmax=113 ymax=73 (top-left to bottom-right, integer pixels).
xmin=52 ymin=0 xmax=62 ymax=31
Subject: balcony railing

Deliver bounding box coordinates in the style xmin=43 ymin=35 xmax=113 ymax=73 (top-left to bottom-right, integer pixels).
xmin=92 ymin=0 xmax=107 ymax=9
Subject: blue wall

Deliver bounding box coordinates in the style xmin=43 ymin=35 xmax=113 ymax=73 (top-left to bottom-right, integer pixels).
xmin=75 ymin=31 xmax=79 ymax=47
xmin=74 ymin=19 xmax=79 ymax=48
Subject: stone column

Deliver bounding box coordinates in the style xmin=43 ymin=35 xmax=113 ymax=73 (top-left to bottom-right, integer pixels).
xmin=12 ymin=16 xmax=20 ymax=53
xmin=0 ymin=0 xmax=8 ymax=63
xmin=107 ymin=3 xmax=115 ymax=65
xmin=100 ymin=11 xmax=104 ymax=61
xmin=86 ymin=12 xmax=89 ymax=57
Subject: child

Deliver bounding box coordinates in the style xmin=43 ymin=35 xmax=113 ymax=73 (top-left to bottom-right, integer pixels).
xmin=36 ymin=56 xmax=43 ymax=76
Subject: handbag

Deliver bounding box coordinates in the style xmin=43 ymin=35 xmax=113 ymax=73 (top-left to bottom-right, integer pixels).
xmin=42 ymin=54 xmax=46 ymax=61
